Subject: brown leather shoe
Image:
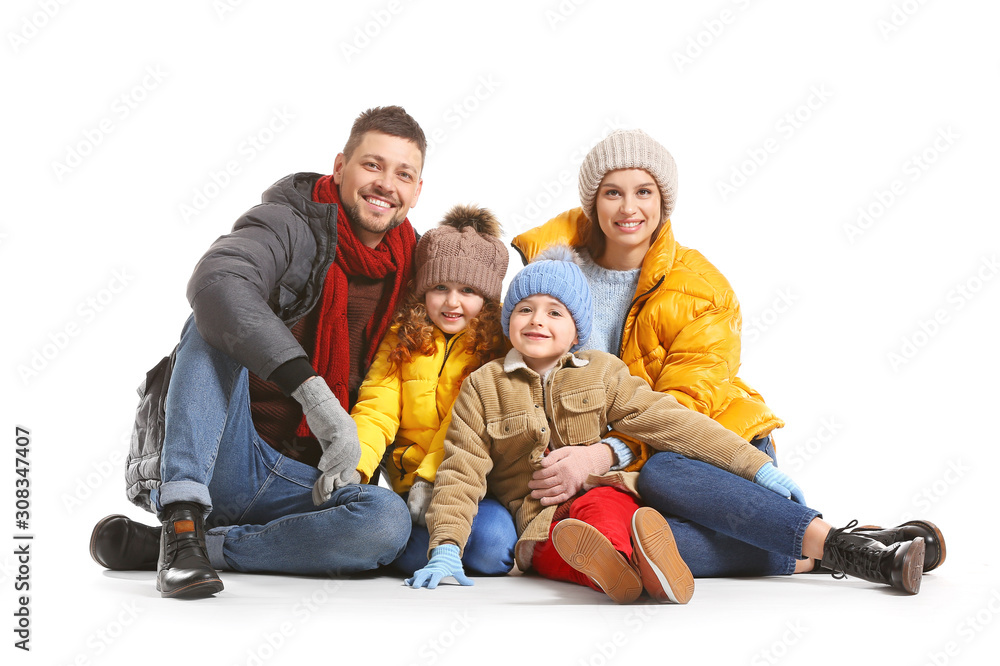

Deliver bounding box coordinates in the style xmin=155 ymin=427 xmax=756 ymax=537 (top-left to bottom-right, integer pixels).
xmin=630 ymin=507 xmax=695 ymax=604
xmin=551 ymin=519 xmax=642 ymax=604
xmin=90 ymin=514 xmax=160 ymax=571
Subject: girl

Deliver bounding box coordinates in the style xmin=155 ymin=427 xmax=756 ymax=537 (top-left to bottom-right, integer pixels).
xmin=351 ymin=204 xmax=518 ymax=576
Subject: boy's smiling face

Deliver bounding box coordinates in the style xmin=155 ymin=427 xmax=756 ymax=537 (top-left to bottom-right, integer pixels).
xmin=507 ymin=294 xmax=578 ymax=375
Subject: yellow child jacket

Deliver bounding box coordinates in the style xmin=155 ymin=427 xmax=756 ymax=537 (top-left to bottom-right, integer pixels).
xmin=511 ymin=208 xmax=784 ymax=458
xmin=352 ymin=325 xmax=484 ymax=493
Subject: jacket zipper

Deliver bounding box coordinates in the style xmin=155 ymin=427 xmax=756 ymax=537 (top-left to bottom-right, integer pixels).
xmin=618 ymin=275 xmax=664 ymax=357
xmin=438 ymin=331 xmax=466 ymax=378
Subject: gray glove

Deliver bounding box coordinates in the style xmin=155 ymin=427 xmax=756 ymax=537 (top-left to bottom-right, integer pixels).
xmin=407 ymin=479 xmax=433 ymax=526
xmin=291 ymin=376 xmax=361 ymax=482
xmin=312 ymin=469 xmax=361 ymax=506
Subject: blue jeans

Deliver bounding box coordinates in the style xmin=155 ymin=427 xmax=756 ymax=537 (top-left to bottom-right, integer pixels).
xmin=636 ymin=435 xmax=820 ymax=577
xmin=152 ymin=315 xmax=411 ymax=575
xmin=393 ymin=497 xmax=517 ymax=576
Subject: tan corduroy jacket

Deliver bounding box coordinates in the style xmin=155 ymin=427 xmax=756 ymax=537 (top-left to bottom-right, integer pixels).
xmin=425 ymin=348 xmax=773 ymax=571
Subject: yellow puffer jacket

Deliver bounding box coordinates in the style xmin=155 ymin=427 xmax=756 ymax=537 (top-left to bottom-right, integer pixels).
xmin=512 ymin=208 xmax=784 ymax=458
xmin=352 ymin=325 xmax=484 ymax=493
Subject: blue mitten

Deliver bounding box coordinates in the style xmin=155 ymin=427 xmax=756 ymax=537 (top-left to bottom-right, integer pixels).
xmin=754 ymin=462 xmax=806 ymax=504
xmin=405 ymin=544 xmax=474 ymax=589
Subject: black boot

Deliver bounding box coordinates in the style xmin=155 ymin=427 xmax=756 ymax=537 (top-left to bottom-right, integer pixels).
xmin=90 ymin=514 xmax=160 ymax=571
xmin=819 ymin=520 xmax=925 ymax=594
xmin=157 ymin=502 xmax=223 ymax=599
xmin=850 ymin=520 xmax=946 ymax=572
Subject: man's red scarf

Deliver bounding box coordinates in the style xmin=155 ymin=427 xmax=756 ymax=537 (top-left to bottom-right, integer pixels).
xmin=296 ymin=175 xmax=415 ymax=438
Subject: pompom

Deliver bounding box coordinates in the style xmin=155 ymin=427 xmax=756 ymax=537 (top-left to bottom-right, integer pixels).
xmin=532 ymin=244 xmax=584 ymax=267
xmin=440 ymin=204 xmax=502 ymax=238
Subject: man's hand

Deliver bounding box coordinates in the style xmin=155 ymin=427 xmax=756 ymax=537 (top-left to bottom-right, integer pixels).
xmin=291 ymin=376 xmax=362 ymax=477
xmin=527 ymin=443 xmax=614 ymax=506
xmin=312 ymin=469 xmax=362 ymax=506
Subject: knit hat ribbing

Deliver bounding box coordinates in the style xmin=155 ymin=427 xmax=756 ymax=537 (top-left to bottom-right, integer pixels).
xmin=414 ymin=204 xmax=508 ymax=301
xmin=578 ymin=129 xmax=678 ymax=222
xmin=501 ymin=245 xmax=592 ymax=351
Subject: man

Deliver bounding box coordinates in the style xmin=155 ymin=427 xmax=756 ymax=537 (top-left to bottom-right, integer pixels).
xmin=90 ymin=106 xmax=426 ymax=598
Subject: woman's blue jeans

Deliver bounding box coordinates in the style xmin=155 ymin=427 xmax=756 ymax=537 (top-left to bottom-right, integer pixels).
xmin=393 ymin=497 xmax=517 ymax=576
xmin=152 ymin=315 xmax=411 ymax=575
xmin=637 ymin=435 xmax=820 ymax=577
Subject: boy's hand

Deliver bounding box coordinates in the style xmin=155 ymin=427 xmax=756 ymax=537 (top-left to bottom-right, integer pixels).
xmin=528 ymin=443 xmax=613 ymax=506
xmin=406 ymin=544 xmax=473 ymax=589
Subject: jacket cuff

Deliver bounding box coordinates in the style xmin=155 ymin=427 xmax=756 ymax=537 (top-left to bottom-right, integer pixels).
xmin=268 ymin=357 xmax=316 ymax=396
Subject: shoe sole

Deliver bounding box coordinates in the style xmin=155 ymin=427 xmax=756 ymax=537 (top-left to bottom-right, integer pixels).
xmin=90 ymin=514 xmax=127 ymax=569
xmin=630 ymin=508 xmax=695 ymax=604
xmin=891 ymin=537 xmax=925 ymax=595
xmin=551 ymin=519 xmax=642 ymax=604
xmin=855 ymin=520 xmax=945 ymax=572
xmin=156 ymin=576 xmax=224 ymax=599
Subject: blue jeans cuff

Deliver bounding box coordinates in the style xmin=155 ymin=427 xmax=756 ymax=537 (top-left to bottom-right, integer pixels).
xmin=206 ymin=526 xmax=232 ymax=571
xmin=157 ymin=480 xmax=213 ymax=516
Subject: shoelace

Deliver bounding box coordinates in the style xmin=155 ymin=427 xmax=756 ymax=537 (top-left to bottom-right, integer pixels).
xmin=823 ymin=519 xmax=880 ymax=581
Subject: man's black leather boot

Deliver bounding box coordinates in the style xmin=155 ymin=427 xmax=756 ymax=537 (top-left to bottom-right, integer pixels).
xmin=156 ymin=502 xmax=224 ymax=599
xmin=90 ymin=514 xmax=160 ymax=571
xmin=819 ymin=520 xmax=925 ymax=594
xmin=849 ymin=520 xmax=946 ymax=572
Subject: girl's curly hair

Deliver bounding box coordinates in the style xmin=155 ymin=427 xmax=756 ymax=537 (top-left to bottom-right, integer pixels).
xmin=386 ymin=284 xmax=505 ymax=381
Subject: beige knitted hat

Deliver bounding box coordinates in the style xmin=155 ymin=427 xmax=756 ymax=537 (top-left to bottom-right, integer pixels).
xmin=414 ymin=204 xmax=508 ymax=301
xmin=578 ymin=129 xmax=678 ymax=222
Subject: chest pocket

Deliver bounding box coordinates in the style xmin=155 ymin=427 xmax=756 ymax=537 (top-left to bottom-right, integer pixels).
xmin=485 ymin=412 xmax=537 ymax=466
xmin=554 ymin=388 xmax=605 ymax=446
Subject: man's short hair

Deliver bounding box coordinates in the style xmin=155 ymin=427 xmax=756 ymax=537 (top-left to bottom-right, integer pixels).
xmin=343 ymin=106 xmax=427 ymax=172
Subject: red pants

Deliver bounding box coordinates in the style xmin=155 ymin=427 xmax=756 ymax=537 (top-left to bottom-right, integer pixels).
xmin=532 ymin=486 xmax=640 ymax=592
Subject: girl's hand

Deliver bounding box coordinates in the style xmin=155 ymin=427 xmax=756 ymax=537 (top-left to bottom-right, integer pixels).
xmin=407 ymin=479 xmax=433 ymax=526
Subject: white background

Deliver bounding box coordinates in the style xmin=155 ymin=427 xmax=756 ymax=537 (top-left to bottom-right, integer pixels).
xmin=4 ymin=1 xmax=999 ymax=664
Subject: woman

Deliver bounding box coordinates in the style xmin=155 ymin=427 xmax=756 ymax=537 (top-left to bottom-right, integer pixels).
xmin=511 ymin=129 xmax=944 ymax=591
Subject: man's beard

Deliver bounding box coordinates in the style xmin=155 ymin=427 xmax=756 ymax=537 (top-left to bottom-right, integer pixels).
xmin=342 ymin=188 xmax=405 ymax=239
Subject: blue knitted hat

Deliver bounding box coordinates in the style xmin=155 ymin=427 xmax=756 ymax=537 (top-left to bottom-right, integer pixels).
xmin=501 ymin=245 xmax=592 ymax=351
